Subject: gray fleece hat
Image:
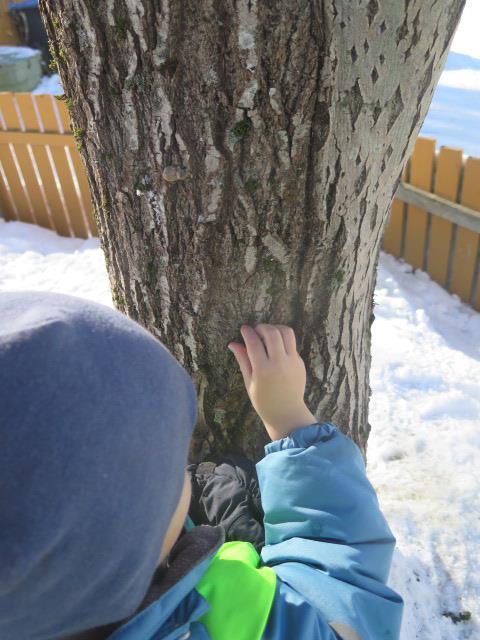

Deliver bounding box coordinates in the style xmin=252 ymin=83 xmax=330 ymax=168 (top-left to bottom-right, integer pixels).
xmin=0 ymin=291 xmax=197 ymax=639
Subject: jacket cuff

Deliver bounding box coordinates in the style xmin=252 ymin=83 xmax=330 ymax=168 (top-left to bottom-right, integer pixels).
xmin=264 ymin=422 xmax=338 ymax=454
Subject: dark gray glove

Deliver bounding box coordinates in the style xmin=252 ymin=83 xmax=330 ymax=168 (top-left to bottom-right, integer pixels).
xmin=187 ymin=454 xmax=265 ymax=553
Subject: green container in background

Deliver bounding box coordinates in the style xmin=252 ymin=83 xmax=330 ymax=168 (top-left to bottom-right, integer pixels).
xmin=0 ymin=46 xmax=42 ymax=92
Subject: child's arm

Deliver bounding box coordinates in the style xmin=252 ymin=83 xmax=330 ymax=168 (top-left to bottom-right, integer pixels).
xmin=228 ymin=324 xmax=403 ymax=640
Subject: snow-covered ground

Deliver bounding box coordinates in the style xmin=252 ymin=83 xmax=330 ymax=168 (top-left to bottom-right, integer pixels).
xmin=369 ymin=255 xmax=480 ymax=640
xmin=0 ymin=220 xmax=111 ymax=306
xmin=0 ymin=218 xmax=478 ymax=639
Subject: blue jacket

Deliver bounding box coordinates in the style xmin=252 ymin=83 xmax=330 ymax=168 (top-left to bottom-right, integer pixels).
xmin=108 ymin=423 xmax=403 ymax=639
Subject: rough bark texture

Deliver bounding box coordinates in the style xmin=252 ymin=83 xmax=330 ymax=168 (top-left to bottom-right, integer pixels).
xmin=40 ymin=0 xmax=465 ymax=462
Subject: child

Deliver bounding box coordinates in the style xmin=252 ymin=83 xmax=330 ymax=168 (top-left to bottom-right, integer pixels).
xmin=0 ymin=291 xmax=403 ymax=640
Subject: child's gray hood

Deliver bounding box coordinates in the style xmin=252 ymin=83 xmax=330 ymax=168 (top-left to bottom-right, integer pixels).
xmin=0 ymin=291 xmax=197 ymax=640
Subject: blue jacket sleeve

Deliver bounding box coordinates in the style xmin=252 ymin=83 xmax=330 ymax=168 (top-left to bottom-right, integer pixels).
xmin=256 ymin=422 xmax=403 ymax=640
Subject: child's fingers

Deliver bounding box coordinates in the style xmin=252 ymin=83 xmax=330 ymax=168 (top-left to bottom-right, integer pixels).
xmin=227 ymin=342 xmax=252 ymax=385
xmin=253 ymin=323 xmax=285 ymax=359
xmin=239 ymin=325 xmax=269 ymax=368
xmin=273 ymin=324 xmax=297 ymax=355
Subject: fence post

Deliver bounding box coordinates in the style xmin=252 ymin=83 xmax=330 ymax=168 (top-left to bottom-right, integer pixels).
xmin=449 ymin=157 xmax=480 ymax=309
xmin=383 ymin=163 xmax=408 ymax=259
xmin=427 ymin=147 xmax=463 ymax=288
xmin=403 ymin=137 xmax=436 ymax=271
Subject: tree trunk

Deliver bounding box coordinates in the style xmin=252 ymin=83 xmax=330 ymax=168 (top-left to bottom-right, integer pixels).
xmin=40 ymin=0 xmax=465 ymax=462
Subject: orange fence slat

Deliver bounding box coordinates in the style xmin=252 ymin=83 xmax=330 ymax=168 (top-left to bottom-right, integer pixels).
xmin=7 ymin=144 xmax=42 ymax=226
xmin=0 ymin=143 xmax=31 ymax=220
xmin=403 ymin=137 xmax=436 ymax=271
xmin=56 ymin=100 xmax=72 ymax=133
xmin=0 ymin=130 xmax=76 ymax=146
xmin=15 ymin=93 xmax=41 ymax=131
xmin=383 ymin=163 xmax=408 ymax=258
xmin=32 ymin=94 xmax=76 ymax=236
xmin=427 ymin=147 xmax=462 ymax=288
xmin=32 ymin=95 xmax=60 ymax=133
xmin=29 ymin=144 xmax=70 ymax=237
xmin=14 ymin=145 xmax=52 ymax=230
xmin=0 ymin=93 xmax=31 ymax=221
xmin=0 ymin=93 xmax=21 ymax=129
xmin=383 ymin=198 xmax=403 ymax=258
xmin=11 ymin=93 xmax=53 ymax=229
xmin=450 ymin=157 xmax=480 ymax=308
xmin=0 ymin=163 xmax=18 ymax=220
xmin=0 ymin=94 xmax=42 ymax=226
xmin=50 ymin=145 xmax=88 ymax=238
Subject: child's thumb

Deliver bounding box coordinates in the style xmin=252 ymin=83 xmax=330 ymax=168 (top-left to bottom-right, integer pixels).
xmin=227 ymin=342 xmax=252 ymax=386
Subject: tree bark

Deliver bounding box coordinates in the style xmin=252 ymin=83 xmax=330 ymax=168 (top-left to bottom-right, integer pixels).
xmin=40 ymin=0 xmax=465 ymax=462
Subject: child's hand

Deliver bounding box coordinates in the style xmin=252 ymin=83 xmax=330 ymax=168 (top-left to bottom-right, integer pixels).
xmin=227 ymin=324 xmax=317 ymax=441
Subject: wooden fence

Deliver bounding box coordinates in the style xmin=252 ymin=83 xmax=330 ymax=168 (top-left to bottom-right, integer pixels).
xmin=0 ymin=88 xmax=479 ymax=310
xmin=0 ymin=0 xmax=25 ymax=45
xmin=0 ymin=92 xmax=96 ymax=237
xmin=383 ymin=137 xmax=480 ymax=311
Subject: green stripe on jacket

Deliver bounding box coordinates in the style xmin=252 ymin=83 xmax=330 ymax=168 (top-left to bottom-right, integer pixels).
xmin=195 ymin=541 xmax=277 ymax=640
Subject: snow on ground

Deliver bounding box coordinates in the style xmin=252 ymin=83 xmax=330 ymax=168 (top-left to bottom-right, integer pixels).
xmin=368 ymin=254 xmax=480 ymax=640
xmin=0 ymin=220 xmax=112 ymax=306
xmin=0 ymin=219 xmax=478 ymax=639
